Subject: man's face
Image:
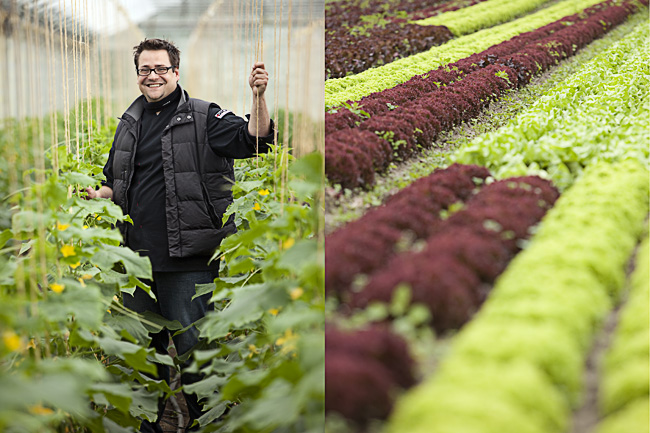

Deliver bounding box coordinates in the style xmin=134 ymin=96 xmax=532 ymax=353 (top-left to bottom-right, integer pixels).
xmin=137 ymin=50 xmax=179 ymax=103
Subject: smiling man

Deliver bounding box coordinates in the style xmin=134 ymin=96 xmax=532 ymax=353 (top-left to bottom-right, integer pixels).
xmin=86 ymin=38 xmax=274 ymax=432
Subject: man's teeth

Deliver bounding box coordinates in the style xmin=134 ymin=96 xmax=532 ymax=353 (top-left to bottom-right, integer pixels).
xmin=147 ymin=84 xmax=162 ymax=88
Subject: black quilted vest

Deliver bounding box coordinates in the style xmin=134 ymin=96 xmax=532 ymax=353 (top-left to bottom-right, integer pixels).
xmin=112 ymin=88 xmax=237 ymax=257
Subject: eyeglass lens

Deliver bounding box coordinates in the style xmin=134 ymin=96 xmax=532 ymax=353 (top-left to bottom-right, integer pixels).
xmin=138 ymin=66 xmax=173 ymax=76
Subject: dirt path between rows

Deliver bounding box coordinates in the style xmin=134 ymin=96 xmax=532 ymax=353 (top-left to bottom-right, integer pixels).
xmin=570 ymin=240 xmax=642 ymax=433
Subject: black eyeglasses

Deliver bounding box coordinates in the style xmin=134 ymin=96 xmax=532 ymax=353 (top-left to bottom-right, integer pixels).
xmin=136 ymin=65 xmax=177 ymax=76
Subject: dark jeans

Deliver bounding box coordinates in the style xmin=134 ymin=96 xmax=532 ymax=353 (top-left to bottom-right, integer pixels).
xmin=123 ymin=270 xmax=218 ymax=433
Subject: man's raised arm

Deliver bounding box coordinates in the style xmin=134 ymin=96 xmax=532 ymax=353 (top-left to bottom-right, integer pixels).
xmin=248 ymin=61 xmax=271 ymax=137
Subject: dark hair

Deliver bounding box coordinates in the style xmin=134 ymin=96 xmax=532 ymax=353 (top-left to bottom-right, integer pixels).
xmin=133 ymin=38 xmax=181 ymax=69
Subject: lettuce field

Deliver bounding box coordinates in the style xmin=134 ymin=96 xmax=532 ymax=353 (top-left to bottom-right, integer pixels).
xmin=324 ymin=0 xmax=649 ymax=432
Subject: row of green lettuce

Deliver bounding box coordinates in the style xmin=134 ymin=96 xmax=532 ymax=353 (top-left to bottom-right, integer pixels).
xmin=596 ymin=233 xmax=649 ymax=433
xmin=325 ymin=0 xmax=604 ymax=108
xmin=380 ymin=15 xmax=650 ymax=433
xmin=386 ymin=159 xmax=649 ymax=433
xmin=0 ymin=114 xmax=324 ymax=432
xmin=415 ymin=0 xmax=552 ymax=36
xmin=452 ymin=18 xmax=650 ymax=190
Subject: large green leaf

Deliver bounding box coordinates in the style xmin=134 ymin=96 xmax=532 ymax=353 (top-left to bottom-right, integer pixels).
xmin=129 ymin=387 xmax=159 ymax=421
xmin=97 ymin=337 xmax=157 ymax=375
xmin=91 ymin=245 xmax=152 ymax=279
xmin=90 ymin=382 xmax=133 ymax=414
xmin=39 ymin=279 xmax=104 ymax=328
xmin=199 ymin=283 xmax=289 ymax=341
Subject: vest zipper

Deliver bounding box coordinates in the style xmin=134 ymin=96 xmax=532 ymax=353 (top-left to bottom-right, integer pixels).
xmin=124 ymin=126 xmax=139 ymax=213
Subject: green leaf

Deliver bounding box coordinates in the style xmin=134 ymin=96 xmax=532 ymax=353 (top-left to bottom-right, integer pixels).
xmin=192 ymin=282 xmax=216 ymax=301
xmin=91 ymin=245 xmax=152 ymax=279
xmin=39 ymin=279 xmax=104 ymax=328
xmin=0 ymin=228 xmax=13 ymax=248
xmin=90 ymin=382 xmax=133 ymax=414
xmin=97 ymin=337 xmax=157 ymax=375
xmin=238 ymin=379 xmax=300 ymax=429
xmin=390 ymin=284 xmax=412 ymax=317
xmin=236 ymin=180 xmax=265 ymax=193
xmin=288 ymin=152 xmax=323 ymax=200
xmin=105 ymin=314 xmax=152 ymax=346
xmin=199 ymin=283 xmax=289 ymax=341
xmin=0 ymin=255 xmax=17 ymax=285
xmin=139 ymin=311 xmax=184 ymax=334
xmin=183 ymin=375 xmax=227 ymax=400
xmin=129 ymin=387 xmax=159 ymax=421
xmin=61 ymin=171 xmax=99 ymax=187
xmin=275 ymin=239 xmax=318 ymax=274
xmin=220 ymin=369 xmax=271 ymax=401
xmin=197 ymin=401 xmax=229 ymax=426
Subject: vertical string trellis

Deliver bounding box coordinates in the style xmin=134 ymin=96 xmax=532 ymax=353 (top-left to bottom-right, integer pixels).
xmin=183 ymin=0 xmax=323 ymax=212
xmin=0 ymin=0 xmax=144 ymax=361
xmin=254 ymin=0 xmax=263 ymax=169
xmin=280 ymin=0 xmax=292 ymax=211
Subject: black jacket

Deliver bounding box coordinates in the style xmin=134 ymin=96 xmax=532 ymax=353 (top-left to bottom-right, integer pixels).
xmin=109 ymin=87 xmax=272 ymax=258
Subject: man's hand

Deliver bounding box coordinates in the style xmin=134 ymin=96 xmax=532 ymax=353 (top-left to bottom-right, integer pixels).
xmin=84 ymin=186 xmax=113 ymax=200
xmin=248 ymin=61 xmax=271 ymax=138
xmin=249 ymin=62 xmax=268 ymax=97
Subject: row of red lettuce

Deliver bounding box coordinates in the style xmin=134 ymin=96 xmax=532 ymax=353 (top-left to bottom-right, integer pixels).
xmin=325 ymin=0 xmax=642 ymax=189
xmin=326 ymin=164 xmax=559 ymax=426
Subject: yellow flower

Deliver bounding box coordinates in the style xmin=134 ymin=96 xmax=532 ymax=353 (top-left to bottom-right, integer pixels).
xmin=96 ymin=216 xmax=102 ymax=221
xmin=253 ymin=203 xmax=261 ymax=211
xmin=50 ymin=283 xmax=65 ymax=294
xmin=78 ymin=278 xmax=86 ymax=287
xmin=70 ymin=261 xmax=81 ymax=269
xmin=82 ymin=225 xmax=89 ymax=230
xmin=258 ymin=189 xmax=270 ymax=196
xmin=56 ymin=222 xmax=70 ymax=231
xmin=60 ymin=245 xmax=76 ymax=257
xmin=2 ymin=331 xmax=22 ymax=352
xmin=28 ymin=405 xmax=54 ymax=416
xmin=81 ymin=274 xmax=93 ymax=280
xmin=247 ymin=344 xmax=260 ymax=359
xmin=27 ymin=339 xmax=36 ymax=349
xmin=282 ymin=238 xmax=295 ymax=250
xmin=290 ymin=287 xmax=304 ymax=300
xmin=268 ymin=308 xmax=279 ymax=316
xmin=275 ymin=329 xmax=298 ymax=353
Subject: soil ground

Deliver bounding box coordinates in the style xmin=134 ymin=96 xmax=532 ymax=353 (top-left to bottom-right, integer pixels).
xmin=161 ymin=346 xmax=190 ymax=433
xmin=570 ymin=239 xmax=643 ymax=433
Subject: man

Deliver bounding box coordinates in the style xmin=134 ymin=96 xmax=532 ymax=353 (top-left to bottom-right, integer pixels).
xmin=86 ymin=38 xmax=274 ymax=432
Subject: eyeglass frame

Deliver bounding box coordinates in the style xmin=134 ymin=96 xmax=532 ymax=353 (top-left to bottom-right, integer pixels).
xmin=136 ymin=65 xmax=178 ymax=76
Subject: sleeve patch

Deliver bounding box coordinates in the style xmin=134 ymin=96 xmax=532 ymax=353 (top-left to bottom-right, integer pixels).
xmin=215 ymin=109 xmax=231 ymax=119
